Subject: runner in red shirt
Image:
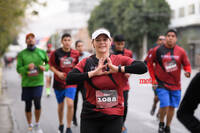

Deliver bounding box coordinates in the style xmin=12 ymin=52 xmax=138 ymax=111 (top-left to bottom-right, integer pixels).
xmin=145 ymin=35 xmax=165 ymax=64
xmin=49 ymin=33 xmax=79 ymax=133
xmin=148 ymin=29 xmax=191 ymax=133
xmin=111 ymin=34 xmax=133 ymax=133
xmin=44 ymin=43 xmax=54 ymax=97
xmin=111 ymin=34 xmax=133 ymax=58
xmin=66 ymin=28 xmax=147 ymax=133
xmin=145 ymin=35 xmax=165 ymax=118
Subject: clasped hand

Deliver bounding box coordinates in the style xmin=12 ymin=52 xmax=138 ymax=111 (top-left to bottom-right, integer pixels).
xmin=88 ymin=57 xmax=118 ymax=78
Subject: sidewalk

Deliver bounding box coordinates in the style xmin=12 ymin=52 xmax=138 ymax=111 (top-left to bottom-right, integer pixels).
xmin=0 ymin=67 xmax=13 ymax=133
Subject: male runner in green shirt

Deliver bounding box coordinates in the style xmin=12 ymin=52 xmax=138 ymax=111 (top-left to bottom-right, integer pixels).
xmin=17 ymin=33 xmax=49 ymax=133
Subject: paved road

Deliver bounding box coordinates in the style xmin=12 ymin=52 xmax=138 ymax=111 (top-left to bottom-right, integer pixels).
xmin=2 ymin=63 xmax=199 ymax=133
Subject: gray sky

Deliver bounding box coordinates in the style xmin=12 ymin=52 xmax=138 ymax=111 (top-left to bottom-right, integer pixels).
xmin=18 ymin=0 xmax=88 ymax=47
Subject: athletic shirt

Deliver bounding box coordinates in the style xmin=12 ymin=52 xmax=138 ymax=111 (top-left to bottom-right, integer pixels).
xmin=46 ymin=50 xmax=53 ymax=58
xmin=49 ymin=48 xmax=79 ymax=90
xmin=16 ymin=48 xmax=49 ymax=87
xmin=112 ymin=48 xmax=133 ymax=58
xmin=75 ymin=54 xmax=133 ymax=119
xmin=148 ymin=45 xmax=191 ymax=90
xmin=112 ymin=48 xmax=133 ymax=91
xmin=144 ymin=48 xmax=153 ymax=63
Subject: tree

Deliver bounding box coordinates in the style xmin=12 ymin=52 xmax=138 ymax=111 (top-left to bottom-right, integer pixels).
xmin=88 ymin=0 xmax=170 ymax=59
xmin=0 ymin=0 xmax=43 ymax=57
xmin=88 ymin=0 xmax=117 ymax=36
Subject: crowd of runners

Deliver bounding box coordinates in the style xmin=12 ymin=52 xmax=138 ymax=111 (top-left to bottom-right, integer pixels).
xmin=15 ymin=28 xmax=199 ymax=133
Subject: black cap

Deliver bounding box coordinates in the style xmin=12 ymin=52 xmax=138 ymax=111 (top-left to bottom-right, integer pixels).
xmin=166 ymin=29 xmax=177 ymax=36
xmin=114 ymin=34 xmax=125 ymax=42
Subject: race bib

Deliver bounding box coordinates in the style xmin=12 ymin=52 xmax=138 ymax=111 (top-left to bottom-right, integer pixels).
xmin=27 ymin=68 xmax=38 ymax=77
xmin=164 ymin=60 xmax=178 ymax=72
xmin=60 ymin=57 xmax=74 ymax=68
xmin=96 ymin=90 xmax=118 ymax=109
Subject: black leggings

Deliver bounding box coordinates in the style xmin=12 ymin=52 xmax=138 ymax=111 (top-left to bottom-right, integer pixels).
xmin=73 ymin=83 xmax=83 ymax=120
xmin=177 ymin=72 xmax=200 ymax=133
xmin=123 ymin=90 xmax=129 ymax=123
xmin=81 ymin=116 xmax=123 ymax=133
xmin=25 ymin=98 xmax=41 ymax=112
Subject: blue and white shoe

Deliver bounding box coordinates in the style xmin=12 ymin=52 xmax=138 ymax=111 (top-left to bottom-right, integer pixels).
xmin=122 ymin=126 xmax=127 ymax=133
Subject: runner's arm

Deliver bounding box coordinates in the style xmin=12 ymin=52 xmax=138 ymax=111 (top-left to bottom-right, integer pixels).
xmin=181 ymin=49 xmax=191 ymax=73
xmin=67 ymin=61 xmax=147 ymax=85
xmin=50 ymin=66 xmax=61 ymax=76
xmin=181 ymin=49 xmax=191 ymax=78
xmin=123 ymin=61 xmax=147 ymax=74
xmin=16 ymin=53 xmax=29 ymax=75
xmin=66 ymin=68 xmax=89 ymax=84
xmin=48 ymin=51 xmax=59 ymax=75
xmin=147 ymin=49 xmax=156 ymax=82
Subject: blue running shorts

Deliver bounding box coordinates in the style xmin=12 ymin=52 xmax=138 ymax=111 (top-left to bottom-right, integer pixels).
xmin=54 ymin=87 xmax=76 ymax=104
xmin=156 ymin=88 xmax=181 ymax=108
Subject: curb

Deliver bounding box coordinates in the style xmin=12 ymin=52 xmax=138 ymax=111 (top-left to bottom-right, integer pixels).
xmin=0 ymin=66 xmax=16 ymax=133
xmin=0 ymin=67 xmax=2 ymax=95
xmin=0 ymin=95 xmax=13 ymax=133
xmin=10 ymin=104 xmax=19 ymax=133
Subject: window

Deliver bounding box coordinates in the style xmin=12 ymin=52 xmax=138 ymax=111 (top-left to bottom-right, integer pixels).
xmin=179 ymin=7 xmax=185 ymax=17
xmin=188 ymin=4 xmax=195 ymax=15
xmin=199 ymin=3 xmax=200 ymax=14
xmin=171 ymin=10 xmax=175 ymax=19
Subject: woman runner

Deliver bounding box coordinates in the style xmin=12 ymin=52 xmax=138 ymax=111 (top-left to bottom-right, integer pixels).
xmin=66 ymin=28 xmax=147 ymax=133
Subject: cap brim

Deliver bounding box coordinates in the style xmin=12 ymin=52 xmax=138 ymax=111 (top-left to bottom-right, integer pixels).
xmin=92 ymin=33 xmax=110 ymax=40
xmin=26 ymin=33 xmax=35 ymax=40
xmin=92 ymin=28 xmax=111 ymax=40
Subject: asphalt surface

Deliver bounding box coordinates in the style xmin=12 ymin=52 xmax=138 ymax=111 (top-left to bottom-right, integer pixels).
xmin=1 ymin=62 xmax=199 ymax=133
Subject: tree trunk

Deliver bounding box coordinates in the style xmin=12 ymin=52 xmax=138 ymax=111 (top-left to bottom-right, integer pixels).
xmin=142 ymin=33 xmax=148 ymax=60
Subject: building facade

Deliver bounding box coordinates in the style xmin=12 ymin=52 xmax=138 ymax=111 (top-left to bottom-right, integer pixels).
xmin=166 ymin=0 xmax=200 ymax=67
xmin=68 ymin=0 xmax=100 ymax=14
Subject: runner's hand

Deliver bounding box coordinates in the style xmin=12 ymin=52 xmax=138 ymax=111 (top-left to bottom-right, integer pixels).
xmin=39 ymin=65 xmax=45 ymax=71
xmin=57 ymin=72 xmax=66 ymax=80
xmin=152 ymin=84 xmax=157 ymax=90
xmin=125 ymin=73 xmax=130 ymax=78
xmin=28 ymin=63 xmax=35 ymax=70
xmin=152 ymin=80 xmax=158 ymax=90
xmin=184 ymin=72 xmax=190 ymax=78
xmin=106 ymin=57 xmax=118 ymax=74
xmin=88 ymin=57 xmax=108 ymax=78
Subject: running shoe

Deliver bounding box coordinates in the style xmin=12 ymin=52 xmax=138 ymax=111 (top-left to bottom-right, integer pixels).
xmin=46 ymin=88 xmax=51 ymax=97
xmin=158 ymin=122 xmax=165 ymax=133
xmin=33 ymin=124 xmax=43 ymax=133
xmin=66 ymin=128 xmax=72 ymax=133
xmin=150 ymin=105 xmax=156 ymax=116
xmin=165 ymin=126 xmax=171 ymax=133
xmin=27 ymin=124 xmax=34 ymax=133
xmin=156 ymin=112 xmax=160 ymax=120
xmin=122 ymin=126 xmax=127 ymax=133
xmin=73 ymin=118 xmax=78 ymax=126
xmin=27 ymin=127 xmax=33 ymax=133
xmin=58 ymin=125 xmax=64 ymax=133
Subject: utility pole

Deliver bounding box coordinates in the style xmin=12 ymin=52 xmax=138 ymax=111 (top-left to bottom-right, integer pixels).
xmin=141 ymin=0 xmax=147 ymax=60
xmin=142 ymin=33 xmax=148 ymax=60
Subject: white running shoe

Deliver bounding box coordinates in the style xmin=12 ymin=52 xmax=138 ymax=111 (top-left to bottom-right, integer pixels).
xmin=27 ymin=127 xmax=34 ymax=133
xmin=33 ymin=124 xmax=43 ymax=133
xmin=27 ymin=124 xmax=34 ymax=133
